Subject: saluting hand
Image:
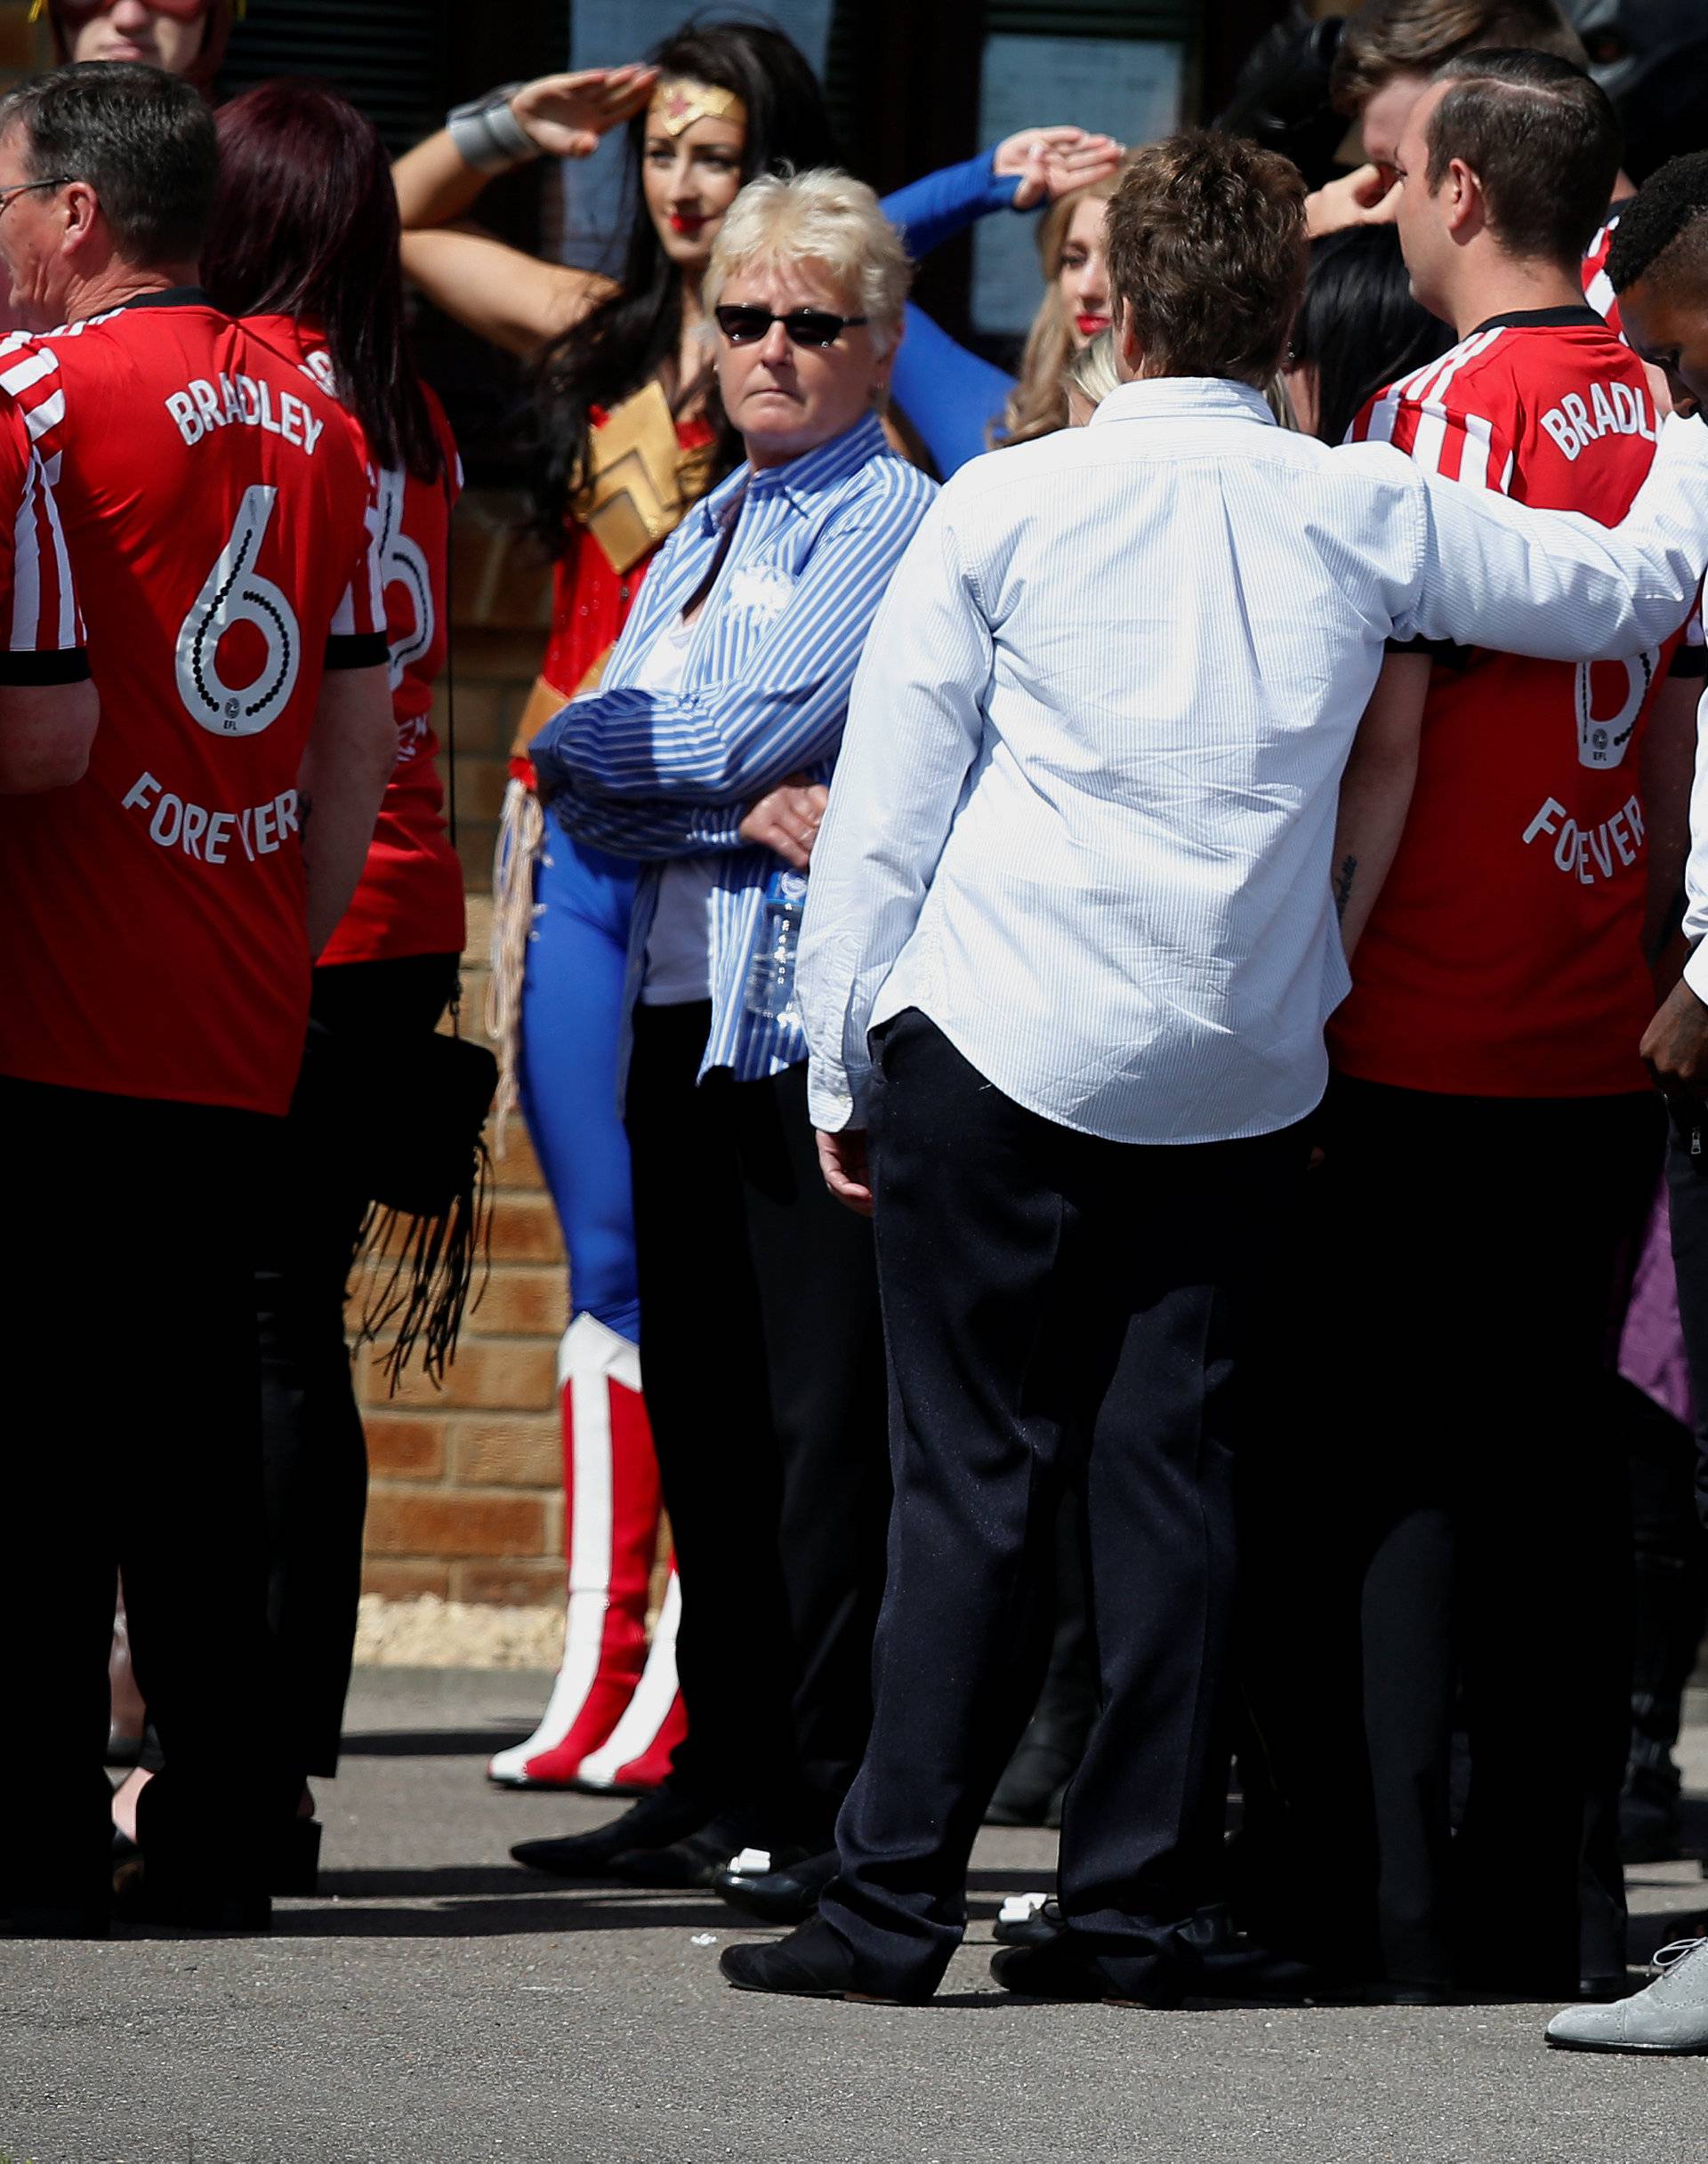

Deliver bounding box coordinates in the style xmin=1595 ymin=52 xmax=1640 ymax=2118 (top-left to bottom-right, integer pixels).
xmin=995 ymin=125 xmax=1125 ymax=211
xmin=509 ymin=66 xmax=662 ymax=161
xmin=1305 ymin=162 xmax=1401 ymax=240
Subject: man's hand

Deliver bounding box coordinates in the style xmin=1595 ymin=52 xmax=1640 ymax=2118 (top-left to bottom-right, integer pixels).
xmin=994 ymin=125 xmax=1124 ymax=210
xmin=509 ymin=66 xmax=660 ymax=160
xmin=1305 ymin=163 xmax=1400 ymax=240
xmin=817 ymin=1127 xmax=874 ymax=1217
xmin=1642 ymin=974 xmax=1708 ymax=1095
xmin=739 ymin=775 xmax=828 ymax=870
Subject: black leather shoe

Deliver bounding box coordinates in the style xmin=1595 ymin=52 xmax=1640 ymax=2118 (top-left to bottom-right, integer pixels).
xmin=510 ymin=1787 xmax=707 ymax=1878
xmin=991 ymin=1935 xmax=1182 ymax=2009
xmin=992 ymin=1895 xmax=1063 ymax=1949
xmin=713 ymin=1846 xmax=839 ymax=1925
xmin=1177 ymin=1905 xmax=1329 ymax=2002
xmin=608 ymin=1821 xmax=745 ymax=1889
xmin=720 ymin=1915 xmax=927 ymax=2004
xmin=110 ymin=1863 xmax=270 ymax=1934
xmin=113 ymin=1815 xmax=321 ymax=1899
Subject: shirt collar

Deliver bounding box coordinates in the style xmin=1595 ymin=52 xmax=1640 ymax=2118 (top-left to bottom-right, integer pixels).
xmin=116 ymin=284 xmax=215 ymax=312
xmin=695 ymin=410 xmax=890 ymax=533
xmin=1089 ymin=376 xmax=1277 ymax=429
xmin=1467 ymin=303 xmax=1604 ymax=336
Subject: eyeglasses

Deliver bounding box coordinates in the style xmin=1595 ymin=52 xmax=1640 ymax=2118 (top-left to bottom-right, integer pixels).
xmin=29 ymin=1 xmax=241 ymax=22
xmin=713 ymin=303 xmax=868 ymax=350
xmin=0 ymin=176 xmax=71 ymax=220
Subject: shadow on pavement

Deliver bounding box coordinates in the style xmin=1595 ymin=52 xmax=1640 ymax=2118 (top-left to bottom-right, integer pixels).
xmin=338 ymin=1728 xmax=530 ymax=1758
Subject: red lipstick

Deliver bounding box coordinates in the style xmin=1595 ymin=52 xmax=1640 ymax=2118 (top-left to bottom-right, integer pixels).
xmin=668 ymin=213 xmax=705 ymax=237
xmin=1076 ymin=312 xmax=1109 ymax=337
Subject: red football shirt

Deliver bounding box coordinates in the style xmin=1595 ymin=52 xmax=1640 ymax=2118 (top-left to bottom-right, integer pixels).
xmin=0 ymin=289 xmax=384 ymax=1115
xmin=0 ymin=391 xmax=87 ymax=685
xmin=1333 ymin=308 xmax=1688 ymax=1098
xmin=245 ymin=318 xmax=467 ymax=969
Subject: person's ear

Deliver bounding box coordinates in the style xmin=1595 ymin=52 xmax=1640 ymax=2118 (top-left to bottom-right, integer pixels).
xmin=60 ymin=180 xmax=101 ymax=253
xmin=1117 ymin=300 xmax=1144 ymax=381
xmin=1443 ymin=156 xmax=1484 ymax=242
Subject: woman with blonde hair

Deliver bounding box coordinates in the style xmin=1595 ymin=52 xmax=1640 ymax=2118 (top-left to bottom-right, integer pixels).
xmin=511 ymin=167 xmax=938 ymax=1889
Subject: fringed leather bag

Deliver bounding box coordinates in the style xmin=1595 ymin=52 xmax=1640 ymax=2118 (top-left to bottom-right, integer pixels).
xmin=349 ymin=1004 xmax=496 ymax=1392
xmin=346 ymin=463 xmax=496 ymax=1391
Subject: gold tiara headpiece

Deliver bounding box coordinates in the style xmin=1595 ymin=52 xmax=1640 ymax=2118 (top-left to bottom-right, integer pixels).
xmin=649 ymin=78 xmax=746 ymax=138
xmin=28 ymin=1 xmax=246 ymax=17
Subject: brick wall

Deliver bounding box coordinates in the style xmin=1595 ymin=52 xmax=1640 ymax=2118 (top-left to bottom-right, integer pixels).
xmin=357 ymin=497 xmax=571 ymax=1611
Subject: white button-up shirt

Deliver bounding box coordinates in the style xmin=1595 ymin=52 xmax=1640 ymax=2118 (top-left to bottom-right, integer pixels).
xmin=800 ymin=378 xmax=1708 ymax=1141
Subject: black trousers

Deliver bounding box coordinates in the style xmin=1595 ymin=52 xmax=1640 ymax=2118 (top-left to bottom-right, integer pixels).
xmin=823 ymin=1010 xmax=1308 ymax=1998
xmin=1664 ymin=1104 xmax=1708 ymax=1531
xmin=0 ymin=1078 xmax=297 ymax=1924
xmin=257 ymin=952 xmax=459 ymax=1776
xmin=1242 ymin=1074 xmax=1659 ymax=1989
xmin=624 ymin=1001 xmax=890 ymax=1840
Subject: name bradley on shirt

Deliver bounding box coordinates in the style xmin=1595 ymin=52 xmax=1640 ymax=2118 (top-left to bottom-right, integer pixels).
xmin=1539 ymin=378 xmax=1657 ymax=463
xmin=164 ymin=371 xmax=326 ymax=455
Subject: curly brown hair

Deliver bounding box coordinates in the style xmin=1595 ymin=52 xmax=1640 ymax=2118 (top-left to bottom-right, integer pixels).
xmin=1104 ymin=133 xmax=1307 ymax=388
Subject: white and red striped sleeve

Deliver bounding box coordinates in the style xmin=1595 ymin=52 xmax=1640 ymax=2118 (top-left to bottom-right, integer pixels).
xmin=0 ymin=393 xmax=86 ymax=682
xmin=1583 ymin=217 xmax=1621 ymax=332
xmin=1348 ymin=329 xmax=1518 ymax=495
xmin=326 ymin=451 xmax=389 ymax=671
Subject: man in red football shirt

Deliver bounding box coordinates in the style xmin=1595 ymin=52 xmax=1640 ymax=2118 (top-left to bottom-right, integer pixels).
xmin=0 ymin=62 xmax=395 ymax=1936
xmin=1248 ymin=52 xmax=1700 ymax=2003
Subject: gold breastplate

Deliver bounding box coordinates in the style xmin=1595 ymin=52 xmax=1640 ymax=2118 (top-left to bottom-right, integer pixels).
xmin=575 ymin=379 xmax=716 ymax=577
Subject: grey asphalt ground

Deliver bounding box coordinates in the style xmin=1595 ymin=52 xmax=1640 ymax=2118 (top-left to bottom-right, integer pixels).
xmin=5 ymin=1668 xmax=1708 ymax=2164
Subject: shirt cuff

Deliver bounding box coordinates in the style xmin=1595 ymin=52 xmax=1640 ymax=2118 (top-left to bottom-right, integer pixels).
xmin=1685 ymin=941 xmax=1708 ymax=1005
xmin=808 ymin=1055 xmax=860 ymax=1132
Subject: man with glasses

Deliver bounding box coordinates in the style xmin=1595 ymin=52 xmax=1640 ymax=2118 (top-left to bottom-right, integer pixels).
xmin=0 ymin=61 xmax=393 ymax=1938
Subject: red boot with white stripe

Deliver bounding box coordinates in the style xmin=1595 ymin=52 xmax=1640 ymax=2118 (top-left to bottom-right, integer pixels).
xmin=487 ymin=1315 xmax=686 ymax=1790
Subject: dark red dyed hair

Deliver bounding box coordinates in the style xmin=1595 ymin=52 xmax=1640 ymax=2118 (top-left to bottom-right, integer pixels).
xmin=202 ymin=78 xmax=441 ymax=482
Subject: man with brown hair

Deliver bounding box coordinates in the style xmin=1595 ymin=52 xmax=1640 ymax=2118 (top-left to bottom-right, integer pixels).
xmin=1309 ymin=0 xmax=1596 ymax=237
xmin=709 ymin=131 xmax=1708 ymax=2011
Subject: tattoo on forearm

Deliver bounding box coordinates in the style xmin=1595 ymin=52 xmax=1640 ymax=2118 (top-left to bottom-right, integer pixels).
xmin=1333 ymin=853 xmax=1358 ymax=921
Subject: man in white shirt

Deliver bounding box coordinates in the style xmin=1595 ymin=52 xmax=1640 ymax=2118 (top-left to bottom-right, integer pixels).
xmin=718 ymin=130 xmax=1708 ymax=2009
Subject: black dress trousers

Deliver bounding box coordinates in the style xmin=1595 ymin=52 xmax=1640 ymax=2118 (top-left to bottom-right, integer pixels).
xmin=822 ymin=1010 xmax=1309 ymax=1999
xmin=624 ymin=1000 xmax=890 ymax=1844
xmin=256 ymin=950 xmax=459 ymax=1776
xmin=1243 ymin=1074 xmax=1660 ymax=1992
xmin=0 ymin=1077 xmax=298 ymax=1927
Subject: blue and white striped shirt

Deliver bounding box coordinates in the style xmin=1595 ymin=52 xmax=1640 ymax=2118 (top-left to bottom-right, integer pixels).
xmin=531 ymin=411 xmax=937 ymax=1085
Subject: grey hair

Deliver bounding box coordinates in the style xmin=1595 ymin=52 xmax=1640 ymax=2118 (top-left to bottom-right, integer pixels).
xmin=705 ymin=167 xmax=913 ymax=357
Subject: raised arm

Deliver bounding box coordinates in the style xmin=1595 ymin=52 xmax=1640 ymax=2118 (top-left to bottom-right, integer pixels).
xmin=1371 ymin=414 xmax=1708 ymax=658
xmin=879 ymin=129 xmax=1122 ymax=261
xmin=392 ymin=67 xmax=654 ymax=358
xmin=796 ymin=498 xmax=991 ymax=1133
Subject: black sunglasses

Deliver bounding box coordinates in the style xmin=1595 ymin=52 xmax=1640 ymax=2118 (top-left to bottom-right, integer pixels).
xmin=713 ymin=303 xmax=868 ymax=350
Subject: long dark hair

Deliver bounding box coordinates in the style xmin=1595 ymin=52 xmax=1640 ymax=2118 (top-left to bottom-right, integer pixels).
xmin=530 ymin=18 xmax=832 ymax=549
xmin=202 ymin=79 xmax=443 ymax=482
xmin=1291 ymin=225 xmax=1454 ymax=446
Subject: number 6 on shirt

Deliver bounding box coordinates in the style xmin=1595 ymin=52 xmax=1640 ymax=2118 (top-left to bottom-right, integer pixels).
xmin=174 ymin=483 xmax=302 ymax=736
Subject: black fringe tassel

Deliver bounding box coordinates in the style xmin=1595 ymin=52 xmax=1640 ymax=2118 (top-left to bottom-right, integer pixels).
xmin=353 ymin=1142 xmax=494 ymax=1393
